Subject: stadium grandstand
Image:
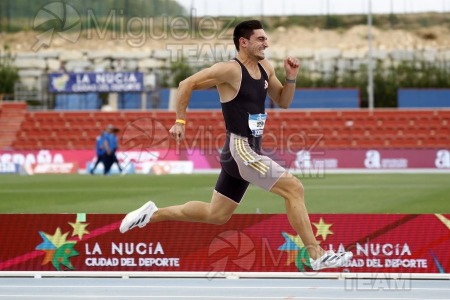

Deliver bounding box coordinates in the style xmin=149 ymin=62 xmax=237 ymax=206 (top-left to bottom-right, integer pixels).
xmin=1 ymin=101 xmax=449 ymax=151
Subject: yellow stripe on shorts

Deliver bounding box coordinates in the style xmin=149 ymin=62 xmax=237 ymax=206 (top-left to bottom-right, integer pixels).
xmin=235 ymin=139 xmax=268 ymax=175
xmin=237 ymin=139 xmax=269 ymax=172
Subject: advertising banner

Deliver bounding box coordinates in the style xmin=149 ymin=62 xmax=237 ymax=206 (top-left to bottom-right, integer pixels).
xmin=1 ymin=149 xmax=449 ymax=172
xmin=48 ymin=72 xmax=144 ymax=93
xmin=86 ymin=162 xmax=135 ymax=175
xmin=25 ymin=163 xmax=78 ymax=175
xmin=0 ymin=162 xmax=21 ymax=174
xmin=281 ymin=149 xmax=450 ymax=171
xmin=141 ymin=161 xmax=194 ymax=175
xmin=0 ymin=214 xmax=449 ymax=274
xmin=0 ymin=150 xmax=213 ymax=173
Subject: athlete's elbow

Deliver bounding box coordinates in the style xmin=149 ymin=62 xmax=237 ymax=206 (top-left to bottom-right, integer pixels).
xmin=272 ymin=96 xmax=290 ymax=109
xmin=178 ymin=78 xmax=190 ymax=90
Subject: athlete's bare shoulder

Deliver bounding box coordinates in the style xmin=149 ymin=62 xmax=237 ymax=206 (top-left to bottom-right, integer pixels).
xmin=212 ymin=60 xmax=241 ymax=100
xmin=182 ymin=59 xmax=241 ymax=89
xmin=210 ymin=60 xmax=241 ymax=77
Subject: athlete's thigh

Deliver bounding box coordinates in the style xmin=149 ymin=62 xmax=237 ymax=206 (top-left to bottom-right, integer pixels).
xmin=210 ymin=190 xmax=240 ymax=218
xmin=215 ymin=166 xmax=250 ymax=203
xmin=228 ymin=133 xmax=286 ymax=191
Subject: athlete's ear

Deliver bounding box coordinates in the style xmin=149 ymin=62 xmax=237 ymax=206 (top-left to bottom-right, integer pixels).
xmin=239 ymin=37 xmax=248 ymax=49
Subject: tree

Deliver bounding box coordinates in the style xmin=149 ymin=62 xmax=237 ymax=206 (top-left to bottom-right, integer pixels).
xmin=170 ymin=57 xmax=194 ymax=87
xmin=0 ymin=45 xmax=19 ymax=98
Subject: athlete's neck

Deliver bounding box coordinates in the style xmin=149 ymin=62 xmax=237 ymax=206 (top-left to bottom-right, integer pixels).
xmin=236 ymin=53 xmax=260 ymax=68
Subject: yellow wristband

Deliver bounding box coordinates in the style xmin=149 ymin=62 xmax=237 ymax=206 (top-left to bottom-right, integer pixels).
xmin=175 ymin=119 xmax=186 ymax=125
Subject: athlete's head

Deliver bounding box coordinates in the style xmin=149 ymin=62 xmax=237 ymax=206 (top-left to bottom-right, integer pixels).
xmin=233 ymin=20 xmax=268 ymax=60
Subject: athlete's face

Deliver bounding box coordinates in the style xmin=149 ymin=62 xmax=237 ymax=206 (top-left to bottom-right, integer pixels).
xmin=244 ymin=29 xmax=268 ymax=60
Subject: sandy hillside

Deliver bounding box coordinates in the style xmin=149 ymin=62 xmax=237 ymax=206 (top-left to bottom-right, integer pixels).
xmin=1 ymin=25 xmax=449 ymax=55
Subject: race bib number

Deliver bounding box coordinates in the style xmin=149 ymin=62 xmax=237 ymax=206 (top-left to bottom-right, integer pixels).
xmin=248 ymin=113 xmax=267 ymax=137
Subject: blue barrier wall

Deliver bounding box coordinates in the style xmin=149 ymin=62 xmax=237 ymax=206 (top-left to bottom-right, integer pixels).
xmin=274 ymin=89 xmax=360 ymax=109
xmin=398 ymin=89 xmax=450 ymax=108
xmin=186 ymin=88 xmax=359 ymax=109
xmin=117 ymin=90 xmax=171 ymax=110
xmin=187 ymin=90 xmax=222 ymax=109
xmin=54 ymin=88 xmax=360 ymax=110
xmin=55 ymin=93 xmax=101 ymax=110
xmin=158 ymin=89 xmax=170 ymax=109
xmin=118 ymin=93 xmax=141 ymax=109
xmin=55 ymin=90 xmax=170 ymax=110
xmin=117 ymin=92 xmax=167 ymax=109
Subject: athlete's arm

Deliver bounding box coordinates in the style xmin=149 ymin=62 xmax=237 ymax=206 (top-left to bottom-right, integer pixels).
xmin=262 ymin=57 xmax=300 ymax=109
xmin=169 ymin=62 xmax=235 ymax=143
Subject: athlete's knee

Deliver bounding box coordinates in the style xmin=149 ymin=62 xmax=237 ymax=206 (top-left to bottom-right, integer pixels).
xmin=288 ymin=177 xmax=304 ymax=200
xmin=208 ymin=213 xmax=232 ymax=225
xmin=296 ymin=178 xmax=305 ymax=195
xmin=274 ymin=175 xmax=304 ymax=200
xmin=208 ymin=212 xmax=231 ymax=225
xmin=208 ymin=216 xmax=230 ymax=225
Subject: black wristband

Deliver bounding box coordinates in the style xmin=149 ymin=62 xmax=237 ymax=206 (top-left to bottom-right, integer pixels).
xmin=286 ymin=78 xmax=296 ymax=84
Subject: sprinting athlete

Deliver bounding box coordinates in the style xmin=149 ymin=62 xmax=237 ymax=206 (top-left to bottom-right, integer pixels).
xmin=120 ymin=20 xmax=353 ymax=270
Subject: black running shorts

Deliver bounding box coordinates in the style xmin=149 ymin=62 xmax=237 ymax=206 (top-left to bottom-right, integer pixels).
xmin=214 ymin=132 xmax=286 ymax=203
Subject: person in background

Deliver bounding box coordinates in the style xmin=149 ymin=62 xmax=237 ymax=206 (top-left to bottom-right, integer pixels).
xmin=90 ymin=129 xmax=109 ymax=175
xmin=104 ymin=125 xmax=122 ymax=175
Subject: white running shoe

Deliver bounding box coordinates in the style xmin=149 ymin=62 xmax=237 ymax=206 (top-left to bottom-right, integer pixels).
xmin=310 ymin=250 xmax=353 ymax=270
xmin=119 ymin=201 xmax=158 ymax=234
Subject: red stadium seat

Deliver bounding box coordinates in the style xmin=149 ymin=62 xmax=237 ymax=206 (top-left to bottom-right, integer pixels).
xmin=3 ymin=109 xmax=449 ymax=150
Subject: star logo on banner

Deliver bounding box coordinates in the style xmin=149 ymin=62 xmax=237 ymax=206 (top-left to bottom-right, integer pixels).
xmin=279 ymin=218 xmax=334 ymax=271
xmin=35 ymin=218 xmax=90 ymax=271
xmin=36 ymin=228 xmax=76 ymax=270
xmin=43 ymin=228 xmax=76 ymax=248
xmin=41 ymin=250 xmax=56 ymax=266
xmin=278 ymin=232 xmax=312 ymax=271
xmin=279 ymin=232 xmax=305 ymax=265
xmin=313 ymin=218 xmax=334 ymax=241
xmin=69 ymin=221 xmax=90 ymax=240
xmin=53 ymin=244 xmax=79 ymax=271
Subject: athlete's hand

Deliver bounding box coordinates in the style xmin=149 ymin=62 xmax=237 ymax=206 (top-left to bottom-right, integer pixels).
xmin=284 ymin=57 xmax=300 ymax=80
xmin=169 ymin=123 xmax=185 ymax=144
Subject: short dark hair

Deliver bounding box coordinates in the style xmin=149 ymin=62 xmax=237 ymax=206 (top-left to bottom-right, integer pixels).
xmin=233 ymin=20 xmax=263 ymax=51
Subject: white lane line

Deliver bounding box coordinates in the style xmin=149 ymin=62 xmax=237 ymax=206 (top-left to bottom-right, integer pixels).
xmin=0 ymin=296 xmax=448 ymax=300
xmin=0 ymin=285 xmax=449 ymax=291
